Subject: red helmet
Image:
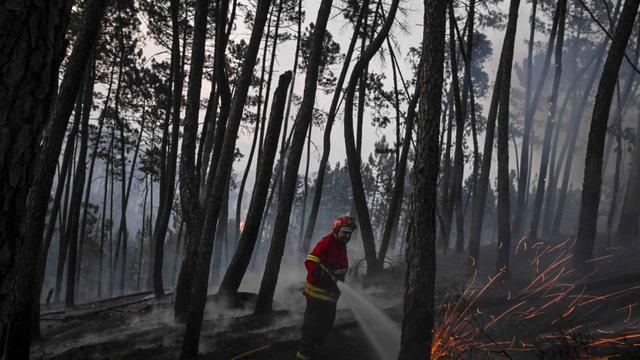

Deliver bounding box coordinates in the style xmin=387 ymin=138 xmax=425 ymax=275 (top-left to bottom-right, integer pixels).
xmin=332 ymin=215 xmax=357 ymax=233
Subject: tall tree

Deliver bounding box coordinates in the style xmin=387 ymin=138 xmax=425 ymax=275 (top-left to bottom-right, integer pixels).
xmin=398 ymin=0 xmax=446 ymax=357
xmin=447 ymin=3 xmax=466 ymax=254
xmin=527 ymin=0 xmax=567 ymax=241
xmin=254 ymin=0 xmax=337 ymax=314
xmin=218 ymin=72 xmax=291 ymax=302
xmin=341 ymin=0 xmax=401 ymax=274
xmin=0 ymin=0 xmax=107 ymax=356
xmin=179 ymin=0 xmax=272 ymax=357
xmin=176 ymin=0 xmax=209 ymax=317
xmin=512 ymin=0 xmax=559 ymax=238
xmin=154 ymin=0 xmax=183 ymax=298
xmin=64 ymin=60 xmax=96 ymax=307
xmin=576 ymin=0 xmax=640 ymax=268
xmin=494 ymin=0 xmax=522 ymax=276
xmin=617 ymin=112 xmax=640 ymax=244
xmin=551 ymin=41 xmax=611 ymax=235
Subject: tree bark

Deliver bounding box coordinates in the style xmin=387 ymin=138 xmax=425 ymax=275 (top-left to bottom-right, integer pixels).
xmin=175 ymin=0 xmax=210 ymax=319
xmin=448 ymin=3 xmax=466 ymax=254
xmin=65 ymin=60 xmax=95 ymax=307
xmin=53 ymin=103 xmax=82 ymax=303
xmin=0 ymin=0 xmax=105 ymax=356
xmin=179 ymin=0 xmax=272 ymax=357
xmin=155 ymin=0 xmax=183 ymax=298
xmin=527 ymin=0 xmax=567 ymax=242
xmin=377 ymin=72 xmax=419 ymax=265
xmin=398 ymin=0 xmax=446 ymax=357
xmin=494 ymin=0 xmax=522 ymax=277
xmin=551 ymin=40 xmax=610 ymax=235
xmin=617 ymin=113 xmax=640 ymax=244
xmin=576 ymin=0 xmax=640 ymax=268
xmin=254 ymin=0 xmax=338 ymax=314
xmin=512 ymin=0 xmax=558 ymax=238
xmin=219 ymin=72 xmax=291 ymax=301
xmin=341 ymin=0 xmax=401 ymax=275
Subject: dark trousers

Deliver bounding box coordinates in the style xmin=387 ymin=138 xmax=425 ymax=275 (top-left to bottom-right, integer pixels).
xmin=299 ymin=298 xmax=337 ymax=355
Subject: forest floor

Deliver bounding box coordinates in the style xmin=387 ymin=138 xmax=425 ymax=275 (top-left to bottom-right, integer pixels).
xmin=32 ymin=235 xmax=640 ymax=360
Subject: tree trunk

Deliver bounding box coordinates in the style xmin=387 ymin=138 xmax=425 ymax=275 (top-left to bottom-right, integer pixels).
xmin=552 ymin=40 xmax=609 ymax=235
xmin=527 ymin=0 xmax=567 ymax=242
xmin=76 ymin=57 xmax=106 ymax=297
xmin=301 ymin=0 xmax=368 ymax=254
xmin=612 ymin=29 xmax=640 ymax=246
xmin=512 ymin=0 xmax=558 ymax=239
xmin=155 ymin=0 xmax=183 ymax=298
xmin=439 ymin=96 xmax=454 ymax=253
xmin=199 ymin=0 xmax=230 ymax=195
xmin=468 ymin=0 xmax=520 ymax=272
xmin=100 ymin=128 xmax=115 ymax=297
xmin=0 ymin=0 xmax=106 ymax=356
xmin=377 ymin=71 xmax=419 ymax=265
xmin=297 ymin=124 xmax=312 ymax=251
xmin=397 ymin=0 xmax=446 ymax=357
xmin=576 ymin=0 xmax=640 ymax=268
xmin=341 ymin=0 xmax=401 ymax=275
xmin=65 ymin=60 xmax=95 ymax=307
xmin=254 ymin=0 xmax=338 ymax=315
xmin=218 ymin=74 xmax=291 ymax=300
xmin=179 ymin=0 xmax=272 ymax=357
xmin=448 ymin=3 xmax=466 ymax=255
xmin=606 ymin=86 xmax=624 ymax=247
xmin=176 ymin=0 xmax=209 ymax=318
xmin=53 ymin=104 xmax=82 ymax=303
xmin=494 ymin=0 xmax=522 ymax=276
xmin=235 ymin=5 xmax=274 ymax=248
xmin=467 ymin=72 xmax=500 ymax=270
xmin=137 ymin=178 xmax=149 ymax=291
xmin=617 ymin=113 xmax=640 ymax=243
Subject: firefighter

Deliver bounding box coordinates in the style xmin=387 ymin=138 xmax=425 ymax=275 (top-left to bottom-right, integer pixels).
xmin=295 ymin=215 xmax=356 ymax=360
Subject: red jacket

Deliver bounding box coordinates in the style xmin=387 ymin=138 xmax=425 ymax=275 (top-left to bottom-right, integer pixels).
xmin=303 ymin=232 xmax=348 ymax=302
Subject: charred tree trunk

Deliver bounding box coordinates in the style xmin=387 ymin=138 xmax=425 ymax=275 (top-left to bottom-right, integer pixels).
xmin=494 ymin=0 xmax=522 ymax=277
xmin=175 ymin=0 xmax=209 ymax=319
xmin=199 ymin=0 xmax=230 ymax=198
xmin=53 ymin=104 xmax=82 ymax=303
xmin=576 ymin=0 xmax=640 ymax=268
xmin=469 ymin=0 xmax=520 ymax=273
xmin=235 ymin=5 xmax=274 ymax=248
xmin=439 ymin=96 xmax=454 ymax=253
xmin=341 ymin=0 xmax=401 ymax=275
xmin=297 ymin=124 xmax=312 ymax=251
xmin=398 ymin=0 xmax=446 ymax=357
xmin=606 ymin=86 xmax=624 ymax=247
xmin=0 ymin=0 xmax=106 ymax=356
xmin=448 ymin=3 xmax=466 ymax=255
xmin=552 ymin=40 xmax=610 ymax=235
xmin=617 ymin=113 xmax=640 ymax=244
xmin=254 ymin=0 xmax=338 ymax=314
xmin=65 ymin=61 xmax=95 ymax=307
xmin=512 ymin=0 xmax=558 ymax=238
xmin=377 ymin=73 xmax=419 ymax=265
xmin=179 ymin=0 xmax=272 ymax=357
xmin=154 ymin=0 xmax=183 ymax=298
xmin=528 ymin=0 xmax=567 ymax=242
xmin=218 ymin=73 xmax=291 ymax=301
xmin=76 ymin=57 xmax=105 ymax=296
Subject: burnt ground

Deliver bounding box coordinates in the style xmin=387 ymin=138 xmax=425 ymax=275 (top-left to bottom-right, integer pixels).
xmin=32 ymin=236 xmax=640 ymax=360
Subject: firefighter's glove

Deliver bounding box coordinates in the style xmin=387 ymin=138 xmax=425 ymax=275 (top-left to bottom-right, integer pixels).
xmin=311 ymin=268 xmax=337 ymax=283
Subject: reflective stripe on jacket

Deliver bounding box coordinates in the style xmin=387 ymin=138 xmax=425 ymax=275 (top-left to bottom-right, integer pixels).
xmin=303 ymin=232 xmax=348 ymax=302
